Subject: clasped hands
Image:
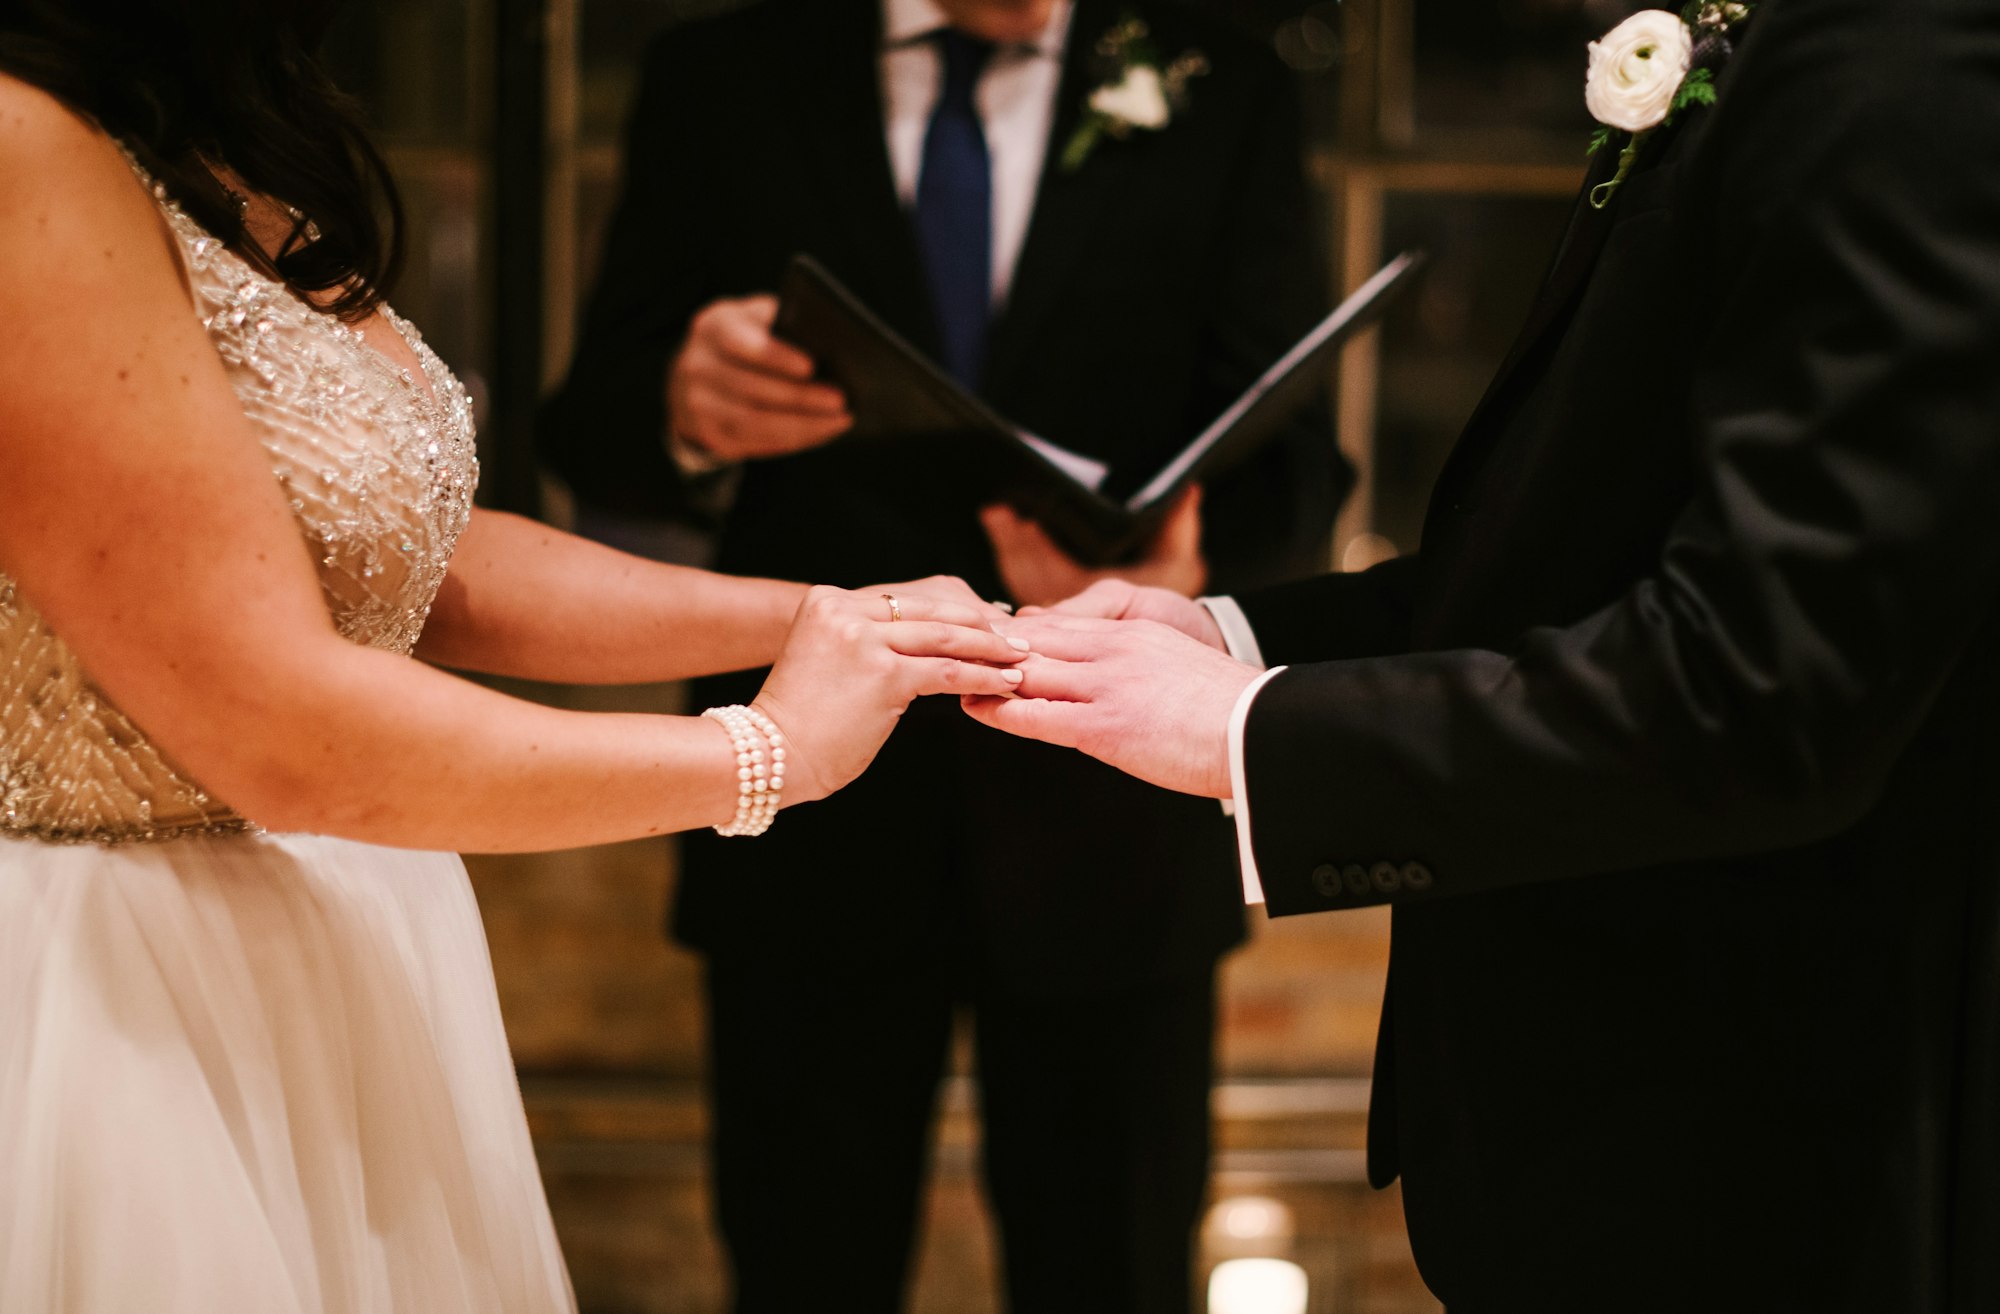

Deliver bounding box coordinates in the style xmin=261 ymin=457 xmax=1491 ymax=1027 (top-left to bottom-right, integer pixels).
xmin=756 ymin=526 xmax=1244 ymax=807
xmin=968 ymin=580 xmax=1260 ymax=801
xmin=763 ymin=576 xmax=1255 ymax=809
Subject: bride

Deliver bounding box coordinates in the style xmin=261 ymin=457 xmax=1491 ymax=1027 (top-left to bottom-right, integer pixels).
xmin=0 ymin=5 xmax=1026 ymax=1311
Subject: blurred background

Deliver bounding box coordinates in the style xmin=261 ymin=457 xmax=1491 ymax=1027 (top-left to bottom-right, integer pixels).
xmin=323 ymin=2 xmax=1622 ymax=1309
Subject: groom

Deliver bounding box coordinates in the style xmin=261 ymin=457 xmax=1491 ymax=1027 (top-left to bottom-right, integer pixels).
xmin=972 ymin=0 xmax=2000 ymax=1309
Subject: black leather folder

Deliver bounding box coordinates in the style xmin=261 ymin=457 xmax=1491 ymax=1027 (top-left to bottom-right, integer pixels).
xmin=773 ymin=249 xmax=1426 ymax=566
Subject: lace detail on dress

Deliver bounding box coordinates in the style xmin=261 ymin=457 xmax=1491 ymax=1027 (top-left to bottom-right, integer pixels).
xmin=0 ymin=149 xmax=479 ymax=844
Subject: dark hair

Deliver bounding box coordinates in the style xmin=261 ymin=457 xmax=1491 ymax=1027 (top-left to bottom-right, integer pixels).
xmin=0 ymin=0 xmax=402 ymax=321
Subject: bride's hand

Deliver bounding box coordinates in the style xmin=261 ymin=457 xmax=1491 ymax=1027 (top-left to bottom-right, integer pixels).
xmin=751 ymin=583 xmax=1028 ymax=805
xmin=870 ymin=572 xmax=1017 ymax=624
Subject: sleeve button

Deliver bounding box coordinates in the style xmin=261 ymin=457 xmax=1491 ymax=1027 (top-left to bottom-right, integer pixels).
xmin=1341 ymin=864 xmax=1371 ymax=896
xmin=1402 ymin=861 xmax=1434 ymax=891
xmin=1370 ymin=861 xmax=1402 ymax=893
xmin=1312 ymin=863 xmax=1342 ymax=896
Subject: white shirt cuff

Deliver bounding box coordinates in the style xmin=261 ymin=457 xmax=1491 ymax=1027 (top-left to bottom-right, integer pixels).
xmin=1199 ymin=597 xmax=1264 ymax=820
xmin=1227 ymin=665 xmax=1287 ymax=906
xmin=1199 ymin=595 xmax=1266 ymax=669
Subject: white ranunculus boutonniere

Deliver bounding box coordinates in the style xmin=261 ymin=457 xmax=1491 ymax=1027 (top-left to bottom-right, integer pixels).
xmin=1091 ymin=64 xmax=1171 ymax=130
xmin=1060 ymin=13 xmax=1208 ymax=172
xmin=1585 ymin=10 xmax=1691 ymax=133
xmin=1584 ymin=2 xmax=1750 ymax=208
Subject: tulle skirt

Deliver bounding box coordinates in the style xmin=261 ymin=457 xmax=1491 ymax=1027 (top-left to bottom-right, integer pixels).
xmin=0 ymin=831 xmax=576 ymax=1313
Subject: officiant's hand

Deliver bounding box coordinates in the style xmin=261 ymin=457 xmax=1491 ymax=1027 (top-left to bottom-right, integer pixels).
xmin=961 ymin=614 xmax=1254 ymax=799
xmin=755 ymin=580 xmax=1027 ymax=806
xmin=668 ymin=295 xmax=852 ymax=462
xmin=979 ymin=485 xmax=1207 ymax=609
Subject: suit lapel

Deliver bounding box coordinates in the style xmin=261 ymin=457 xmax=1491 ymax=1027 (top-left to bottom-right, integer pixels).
xmin=778 ymin=1 xmax=937 ymax=354
xmin=981 ymin=0 xmax=1130 ymax=394
xmin=1426 ymin=117 xmax=1709 ymax=510
xmin=1429 ymin=147 xmax=1624 ymax=501
xmin=1429 ymin=34 xmax=1732 ymax=509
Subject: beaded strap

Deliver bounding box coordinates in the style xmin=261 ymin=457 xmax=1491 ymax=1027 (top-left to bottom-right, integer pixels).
xmin=701 ymin=705 xmax=787 ymax=837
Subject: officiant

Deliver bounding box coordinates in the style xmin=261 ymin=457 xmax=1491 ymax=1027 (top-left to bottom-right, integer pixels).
xmin=538 ymin=0 xmax=1345 ymax=1309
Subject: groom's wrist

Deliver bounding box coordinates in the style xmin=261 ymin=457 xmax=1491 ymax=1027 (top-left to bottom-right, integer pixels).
xmin=1227 ymin=665 xmax=1289 ymax=905
xmin=1199 ymin=595 xmax=1265 ymax=666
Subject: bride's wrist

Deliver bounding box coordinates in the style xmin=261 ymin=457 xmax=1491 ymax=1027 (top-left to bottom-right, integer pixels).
xmin=692 ymin=713 xmax=746 ymax=830
xmin=700 ymin=704 xmax=787 ymax=836
xmin=766 ymin=581 xmax=812 ymax=659
xmin=728 ymin=579 xmax=811 ymax=669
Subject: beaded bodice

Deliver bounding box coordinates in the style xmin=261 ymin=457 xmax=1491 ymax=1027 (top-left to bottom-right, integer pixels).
xmin=0 ymin=153 xmax=478 ymax=844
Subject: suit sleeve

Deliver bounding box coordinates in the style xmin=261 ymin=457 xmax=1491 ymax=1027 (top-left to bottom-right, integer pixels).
xmin=1234 ymin=554 xmax=1421 ymax=668
xmin=1191 ymin=54 xmax=1351 ymax=592
xmin=537 ymin=30 xmax=722 ymax=523
xmin=1241 ymin=32 xmax=2000 ymax=916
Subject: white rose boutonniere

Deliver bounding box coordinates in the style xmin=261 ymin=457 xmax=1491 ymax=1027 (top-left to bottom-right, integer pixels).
xmin=1585 ymin=10 xmax=1692 ymax=133
xmin=1584 ymin=2 xmax=1751 ymax=208
xmin=1091 ymin=64 xmax=1171 ymax=130
xmin=1060 ymin=13 xmax=1208 ymax=172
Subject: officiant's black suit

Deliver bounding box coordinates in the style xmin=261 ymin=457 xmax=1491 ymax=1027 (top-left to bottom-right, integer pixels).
xmin=1227 ymin=0 xmax=2000 ymax=1308
xmin=539 ymin=1 xmax=1343 ymax=1309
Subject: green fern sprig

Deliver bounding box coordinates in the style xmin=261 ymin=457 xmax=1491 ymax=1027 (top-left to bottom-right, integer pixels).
xmin=1671 ymin=66 xmax=1718 ymax=115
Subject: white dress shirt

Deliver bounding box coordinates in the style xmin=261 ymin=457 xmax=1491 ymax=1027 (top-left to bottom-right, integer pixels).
xmin=1200 ymin=597 xmax=1283 ymax=906
xmin=880 ymin=0 xmax=1074 ymax=309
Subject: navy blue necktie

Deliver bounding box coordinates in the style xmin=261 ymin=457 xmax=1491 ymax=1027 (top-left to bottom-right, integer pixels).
xmin=914 ymin=30 xmax=995 ymax=389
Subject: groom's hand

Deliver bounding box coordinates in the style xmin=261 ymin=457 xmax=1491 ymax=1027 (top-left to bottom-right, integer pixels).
xmin=980 ymin=485 xmax=1208 ymax=610
xmin=668 ymin=295 xmax=853 ymax=462
xmin=962 ymin=615 xmax=1256 ymax=798
xmin=1029 ymin=575 xmax=1226 ymax=650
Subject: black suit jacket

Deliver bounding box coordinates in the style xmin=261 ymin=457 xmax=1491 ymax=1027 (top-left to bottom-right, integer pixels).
xmin=1234 ymin=0 xmax=2000 ymax=1307
xmin=542 ymin=0 xmax=1346 ymax=994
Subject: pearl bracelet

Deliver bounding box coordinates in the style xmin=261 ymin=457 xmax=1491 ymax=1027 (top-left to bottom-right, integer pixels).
xmin=701 ymin=705 xmax=787 ymax=837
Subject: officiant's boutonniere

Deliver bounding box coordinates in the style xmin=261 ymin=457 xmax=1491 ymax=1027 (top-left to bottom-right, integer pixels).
xmin=1059 ymin=14 xmax=1208 ymax=172
xmin=1584 ymin=2 xmax=1751 ymax=208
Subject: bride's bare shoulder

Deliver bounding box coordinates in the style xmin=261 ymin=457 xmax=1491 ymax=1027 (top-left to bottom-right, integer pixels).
xmin=0 ymin=72 xmax=173 ymax=245
xmin=0 ymin=70 xmax=107 ymax=166
xmin=0 ymin=70 xmax=196 ymax=317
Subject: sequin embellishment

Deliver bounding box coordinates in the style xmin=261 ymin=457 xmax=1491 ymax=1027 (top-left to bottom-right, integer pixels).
xmin=0 ymin=150 xmax=479 ymax=844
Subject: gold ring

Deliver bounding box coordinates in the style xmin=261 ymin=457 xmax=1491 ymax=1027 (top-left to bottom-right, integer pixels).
xmin=882 ymin=593 xmax=902 ymax=622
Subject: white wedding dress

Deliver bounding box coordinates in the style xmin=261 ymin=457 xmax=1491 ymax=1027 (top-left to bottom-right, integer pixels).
xmin=0 ymin=152 xmax=577 ymax=1312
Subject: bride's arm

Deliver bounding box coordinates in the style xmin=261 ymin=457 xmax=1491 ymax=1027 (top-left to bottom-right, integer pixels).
xmin=0 ymin=84 xmax=1021 ymax=852
xmin=414 ymin=510 xmax=811 ymax=683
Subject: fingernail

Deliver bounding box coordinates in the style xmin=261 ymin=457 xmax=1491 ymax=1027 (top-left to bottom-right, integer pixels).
xmin=1004 ymin=667 xmax=1024 ymax=683
xmin=1006 ymin=636 xmax=1032 ymax=652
